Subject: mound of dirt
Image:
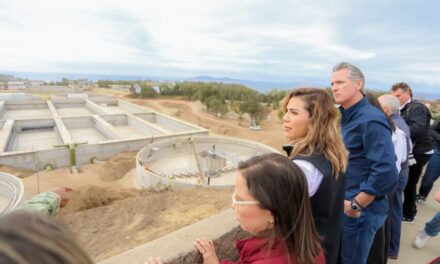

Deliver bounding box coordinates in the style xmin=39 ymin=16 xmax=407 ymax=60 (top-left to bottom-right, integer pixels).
xmin=61 ymin=187 xmax=232 ymax=262
xmin=60 ymin=185 xmax=141 ymax=215
xmin=97 ymin=152 xmax=137 ymax=181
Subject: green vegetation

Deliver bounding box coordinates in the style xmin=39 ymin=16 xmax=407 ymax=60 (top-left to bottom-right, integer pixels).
xmin=97 ymin=80 xmax=133 ymax=88
xmin=127 ymin=81 xmax=288 ymax=124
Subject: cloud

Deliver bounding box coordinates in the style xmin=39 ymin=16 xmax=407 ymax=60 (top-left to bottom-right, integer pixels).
xmin=0 ymin=0 xmax=439 ymax=92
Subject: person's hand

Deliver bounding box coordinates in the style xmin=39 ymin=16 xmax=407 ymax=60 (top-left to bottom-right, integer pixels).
xmin=49 ymin=187 xmax=73 ymax=208
xmin=145 ymin=257 xmax=162 ymax=264
xmin=344 ymin=200 xmax=361 ymax=218
xmin=194 ymin=237 xmax=220 ymax=264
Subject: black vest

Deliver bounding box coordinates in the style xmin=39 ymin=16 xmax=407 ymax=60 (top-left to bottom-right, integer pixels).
xmin=294 ymin=154 xmax=346 ymax=264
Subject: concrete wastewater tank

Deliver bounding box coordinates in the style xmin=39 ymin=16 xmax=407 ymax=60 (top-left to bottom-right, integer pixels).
xmin=135 ymin=136 xmax=279 ymax=190
xmin=0 ymin=172 xmax=25 ymax=214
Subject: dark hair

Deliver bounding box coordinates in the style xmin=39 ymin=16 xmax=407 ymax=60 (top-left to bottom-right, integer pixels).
xmin=391 ymin=82 xmax=413 ymax=97
xmin=365 ymin=92 xmax=396 ymax=132
xmin=0 ymin=211 xmax=93 ymax=264
xmin=238 ymin=153 xmax=321 ymax=264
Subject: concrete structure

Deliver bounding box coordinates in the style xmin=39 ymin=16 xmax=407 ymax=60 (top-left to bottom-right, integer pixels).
xmin=7 ymin=81 xmax=26 ymax=90
xmin=24 ymin=85 xmax=83 ymax=93
xmin=135 ymin=136 xmax=279 ymax=190
xmin=0 ymin=95 xmax=208 ymax=170
xmin=27 ymin=80 xmax=45 ymax=87
xmin=0 ymin=172 xmax=25 ymax=215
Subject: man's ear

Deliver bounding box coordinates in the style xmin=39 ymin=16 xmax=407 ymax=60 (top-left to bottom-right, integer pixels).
xmin=355 ymin=79 xmax=363 ymax=91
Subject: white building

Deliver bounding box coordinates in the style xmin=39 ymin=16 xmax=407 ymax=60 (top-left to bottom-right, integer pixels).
xmin=27 ymin=80 xmax=45 ymax=87
xmin=7 ymin=81 xmax=26 ymax=90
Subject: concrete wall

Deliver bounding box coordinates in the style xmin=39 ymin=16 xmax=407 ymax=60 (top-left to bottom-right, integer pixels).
xmin=0 ymin=120 xmax=14 ymax=153
xmin=12 ymin=118 xmax=55 ymax=131
xmin=0 ymin=147 xmax=70 ymax=170
xmin=117 ymin=99 xmax=151 ymax=114
xmin=99 ymin=114 xmax=127 ymax=126
xmin=50 ymin=96 xmax=85 ymax=104
xmin=127 ymin=114 xmax=169 ymax=136
xmin=47 ymin=100 xmax=72 ymax=144
xmin=73 ymin=131 xmax=208 ymax=168
xmin=134 ymin=113 xmax=205 ymax=133
xmin=85 ymin=99 xmax=109 ymax=115
xmin=24 ymin=86 xmax=83 ymax=93
xmin=155 ymin=113 xmax=201 ymax=132
xmin=0 ymin=96 xmax=210 ymax=171
xmin=92 ymin=115 xmax=121 ymax=140
xmin=54 ymin=102 xmax=87 ymax=109
xmin=5 ymin=101 xmax=48 ymax=110
xmin=0 ymin=93 xmax=40 ymax=101
xmin=61 ymin=116 xmax=92 ymax=129
xmin=88 ymin=94 xmax=117 ymax=104
xmin=0 ymin=101 xmax=5 ymax=118
xmin=0 ymin=130 xmax=208 ymax=171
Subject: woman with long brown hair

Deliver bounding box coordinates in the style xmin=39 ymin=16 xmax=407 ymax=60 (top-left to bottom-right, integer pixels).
xmin=147 ymin=153 xmax=324 ymax=264
xmin=282 ymin=87 xmax=348 ymax=264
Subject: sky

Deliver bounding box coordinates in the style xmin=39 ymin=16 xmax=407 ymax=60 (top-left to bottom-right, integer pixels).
xmin=0 ymin=0 xmax=439 ymax=94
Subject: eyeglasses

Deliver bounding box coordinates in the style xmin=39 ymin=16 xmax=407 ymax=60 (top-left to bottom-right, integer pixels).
xmin=231 ymin=191 xmax=259 ymax=210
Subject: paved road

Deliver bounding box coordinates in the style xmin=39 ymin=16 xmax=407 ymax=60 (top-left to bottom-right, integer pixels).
xmin=389 ymin=179 xmax=440 ymax=263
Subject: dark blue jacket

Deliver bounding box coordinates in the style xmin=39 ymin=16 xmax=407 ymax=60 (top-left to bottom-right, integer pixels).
xmin=340 ymin=98 xmax=398 ymax=214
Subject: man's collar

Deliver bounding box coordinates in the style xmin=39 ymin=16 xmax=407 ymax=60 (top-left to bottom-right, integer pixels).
xmin=399 ymin=98 xmax=411 ymax=111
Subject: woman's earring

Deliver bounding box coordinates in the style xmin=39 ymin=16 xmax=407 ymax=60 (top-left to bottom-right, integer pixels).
xmin=268 ymin=219 xmax=274 ymax=224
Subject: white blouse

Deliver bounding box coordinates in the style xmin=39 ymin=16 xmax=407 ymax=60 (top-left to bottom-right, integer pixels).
xmin=392 ymin=127 xmax=408 ymax=174
xmin=293 ymin=159 xmax=324 ymax=197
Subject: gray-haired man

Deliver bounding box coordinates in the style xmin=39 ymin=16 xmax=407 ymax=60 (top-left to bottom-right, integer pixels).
xmin=331 ymin=62 xmax=398 ymax=264
xmin=378 ymin=94 xmax=411 ymax=258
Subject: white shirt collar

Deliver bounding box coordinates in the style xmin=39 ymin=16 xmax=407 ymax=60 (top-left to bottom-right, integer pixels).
xmin=399 ymin=98 xmax=412 ymax=111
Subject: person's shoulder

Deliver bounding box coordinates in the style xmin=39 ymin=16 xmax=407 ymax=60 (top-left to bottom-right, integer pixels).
xmin=409 ymin=100 xmax=428 ymax=111
xmin=358 ymin=104 xmax=387 ymax=123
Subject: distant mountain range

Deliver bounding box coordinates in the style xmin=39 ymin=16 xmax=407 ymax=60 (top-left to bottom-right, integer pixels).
xmin=191 ymin=76 xmax=319 ymax=91
xmin=2 ymin=71 xmax=439 ymax=99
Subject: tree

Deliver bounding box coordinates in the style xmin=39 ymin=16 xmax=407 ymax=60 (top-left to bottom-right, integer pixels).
xmin=239 ymin=100 xmax=268 ymax=124
xmin=203 ymin=97 xmax=227 ymax=116
xmin=140 ymin=84 xmax=158 ymax=98
xmin=129 ymin=84 xmax=135 ymax=95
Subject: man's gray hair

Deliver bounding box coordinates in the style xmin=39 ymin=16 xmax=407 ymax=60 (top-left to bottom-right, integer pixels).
xmin=378 ymin=94 xmax=400 ymax=114
xmin=332 ymin=62 xmax=365 ymax=90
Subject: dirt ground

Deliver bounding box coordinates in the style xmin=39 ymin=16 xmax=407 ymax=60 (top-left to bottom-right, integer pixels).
xmin=8 ymin=95 xmax=287 ymax=262
xmin=61 ymin=187 xmax=232 ymax=261
xmin=127 ymin=97 xmax=287 ymax=151
xmin=19 ymin=151 xmax=232 ymax=262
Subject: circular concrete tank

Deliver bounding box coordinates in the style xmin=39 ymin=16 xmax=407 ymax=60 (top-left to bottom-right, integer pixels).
xmin=0 ymin=172 xmax=25 ymax=214
xmin=135 ymin=136 xmax=280 ymax=190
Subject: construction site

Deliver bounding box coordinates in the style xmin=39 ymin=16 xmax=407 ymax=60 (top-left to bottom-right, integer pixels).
xmin=0 ymin=93 xmax=207 ymax=171
xmin=0 ymin=93 xmax=438 ymax=264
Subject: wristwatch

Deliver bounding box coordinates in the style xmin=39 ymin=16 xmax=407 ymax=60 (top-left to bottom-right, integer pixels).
xmin=351 ymin=199 xmax=364 ymax=212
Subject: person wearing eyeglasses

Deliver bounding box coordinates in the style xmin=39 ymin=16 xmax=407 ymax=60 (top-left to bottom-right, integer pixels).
xmin=146 ymin=153 xmax=325 ymax=264
xmin=281 ymin=87 xmax=348 ymax=264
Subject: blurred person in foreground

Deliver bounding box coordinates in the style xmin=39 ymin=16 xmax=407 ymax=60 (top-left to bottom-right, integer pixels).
xmin=0 ymin=210 xmax=93 ymax=264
